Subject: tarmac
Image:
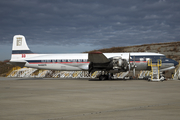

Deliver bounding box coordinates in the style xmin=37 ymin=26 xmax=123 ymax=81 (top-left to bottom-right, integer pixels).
xmin=0 ymin=77 xmax=180 ymax=120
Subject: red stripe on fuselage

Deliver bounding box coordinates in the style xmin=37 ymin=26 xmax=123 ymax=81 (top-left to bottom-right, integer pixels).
xmin=28 ymin=62 xmax=90 ymax=64
xmin=28 ymin=61 xmax=147 ymax=64
xmin=12 ymin=53 xmax=37 ymax=55
xmin=130 ymin=61 xmax=147 ymax=63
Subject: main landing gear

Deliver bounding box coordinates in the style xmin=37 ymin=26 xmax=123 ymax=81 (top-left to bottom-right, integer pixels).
xmin=99 ymin=75 xmax=109 ymax=80
xmin=99 ymin=72 xmax=113 ymax=80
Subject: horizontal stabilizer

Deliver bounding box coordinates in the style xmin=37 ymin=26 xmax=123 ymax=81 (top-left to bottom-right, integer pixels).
xmin=9 ymin=61 xmax=26 ymax=68
xmin=88 ymin=51 xmax=110 ymax=63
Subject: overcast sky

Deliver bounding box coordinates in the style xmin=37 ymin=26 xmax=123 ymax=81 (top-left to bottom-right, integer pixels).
xmin=0 ymin=0 xmax=180 ymax=60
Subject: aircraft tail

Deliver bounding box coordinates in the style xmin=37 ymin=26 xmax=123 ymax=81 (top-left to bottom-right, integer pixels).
xmin=12 ymin=35 xmax=33 ymax=54
xmin=10 ymin=35 xmax=34 ymax=62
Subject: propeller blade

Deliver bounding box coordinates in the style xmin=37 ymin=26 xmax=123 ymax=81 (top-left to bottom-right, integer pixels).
xmin=133 ymin=55 xmax=136 ymax=77
xmin=133 ymin=68 xmax=136 ymax=77
xmin=128 ymin=53 xmax=131 ymax=72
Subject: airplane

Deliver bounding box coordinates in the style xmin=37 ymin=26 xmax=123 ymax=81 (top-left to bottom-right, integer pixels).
xmin=10 ymin=35 xmax=179 ymax=80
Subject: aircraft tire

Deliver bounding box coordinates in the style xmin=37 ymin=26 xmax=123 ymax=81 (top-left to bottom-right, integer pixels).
xmin=99 ymin=75 xmax=108 ymax=81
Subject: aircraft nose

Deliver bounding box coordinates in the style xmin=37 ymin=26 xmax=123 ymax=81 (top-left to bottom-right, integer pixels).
xmin=174 ymin=60 xmax=179 ymax=66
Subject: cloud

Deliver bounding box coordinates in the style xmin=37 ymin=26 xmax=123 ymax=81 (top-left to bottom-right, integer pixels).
xmin=0 ymin=0 xmax=180 ymax=60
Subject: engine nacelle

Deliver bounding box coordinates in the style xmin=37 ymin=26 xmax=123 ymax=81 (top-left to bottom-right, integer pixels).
xmin=88 ymin=56 xmax=129 ymax=74
xmin=112 ymin=56 xmax=128 ymax=70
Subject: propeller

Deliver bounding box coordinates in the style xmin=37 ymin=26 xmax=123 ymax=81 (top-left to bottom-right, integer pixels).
xmin=132 ymin=56 xmax=137 ymax=77
xmin=128 ymin=53 xmax=131 ymax=73
xmin=128 ymin=54 xmax=136 ymax=77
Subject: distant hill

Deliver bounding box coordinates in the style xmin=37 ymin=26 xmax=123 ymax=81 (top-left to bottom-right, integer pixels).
xmin=0 ymin=60 xmax=16 ymax=77
xmin=87 ymin=41 xmax=180 ymax=61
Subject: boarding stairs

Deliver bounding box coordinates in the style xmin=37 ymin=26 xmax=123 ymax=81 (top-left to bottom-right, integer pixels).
xmin=138 ymin=71 xmax=151 ymax=79
xmin=8 ymin=67 xmax=27 ymax=77
xmin=148 ymin=59 xmax=162 ymax=81
xmin=117 ymin=71 xmax=129 ymax=79
xmin=6 ymin=66 xmax=21 ymax=77
xmin=7 ymin=70 xmax=18 ymax=77
xmin=75 ymin=71 xmax=91 ymax=78
xmin=72 ymin=71 xmax=82 ymax=78
xmin=173 ymin=61 xmax=180 ymax=80
xmin=58 ymin=71 xmax=74 ymax=78
xmin=37 ymin=70 xmax=52 ymax=78
xmin=83 ymin=71 xmax=91 ymax=78
xmin=21 ymin=68 xmax=37 ymax=77
xmin=91 ymin=71 xmax=101 ymax=78
xmin=151 ymin=66 xmax=159 ymax=80
xmin=52 ymin=71 xmax=91 ymax=78
xmin=7 ymin=70 xmax=19 ymax=77
xmin=52 ymin=71 xmax=61 ymax=78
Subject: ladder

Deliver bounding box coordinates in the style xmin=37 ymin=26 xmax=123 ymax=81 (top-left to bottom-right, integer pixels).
xmin=7 ymin=66 xmax=21 ymax=77
xmin=91 ymin=71 xmax=101 ymax=78
xmin=173 ymin=61 xmax=180 ymax=80
xmin=138 ymin=71 xmax=150 ymax=79
xmin=148 ymin=59 xmax=162 ymax=81
xmin=118 ymin=71 xmax=129 ymax=79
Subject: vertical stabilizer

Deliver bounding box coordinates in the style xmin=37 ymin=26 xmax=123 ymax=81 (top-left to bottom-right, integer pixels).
xmin=11 ymin=35 xmax=34 ymax=62
xmin=12 ymin=35 xmax=33 ymax=54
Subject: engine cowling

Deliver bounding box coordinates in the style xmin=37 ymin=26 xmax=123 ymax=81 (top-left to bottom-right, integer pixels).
xmin=88 ymin=56 xmax=129 ymax=73
xmin=112 ymin=56 xmax=128 ymax=70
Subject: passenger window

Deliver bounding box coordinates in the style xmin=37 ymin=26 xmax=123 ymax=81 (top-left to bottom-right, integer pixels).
xmin=140 ymin=58 xmax=144 ymax=61
xmin=146 ymin=58 xmax=150 ymax=61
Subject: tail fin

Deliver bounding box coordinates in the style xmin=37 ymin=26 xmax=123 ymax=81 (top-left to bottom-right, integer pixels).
xmin=12 ymin=35 xmax=33 ymax=54
xmin=10 ymin=35 xmax=34 ymax=63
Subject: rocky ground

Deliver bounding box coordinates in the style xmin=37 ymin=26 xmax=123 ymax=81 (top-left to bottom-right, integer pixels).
xmin=0 ymin=61 xmax=15 ymax=77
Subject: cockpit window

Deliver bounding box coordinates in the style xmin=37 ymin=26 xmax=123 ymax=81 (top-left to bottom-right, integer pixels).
xmin=160 ymin=56 xmax=165 ymax=59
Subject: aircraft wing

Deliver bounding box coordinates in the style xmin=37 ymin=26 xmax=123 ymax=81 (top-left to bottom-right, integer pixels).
xmin=88 ymin=51 xmax=129 ymax=73
xmin=88 ymin=51 xmax=112 ymax=73
xmin=88 ymin=51 xmax=110 ymax=63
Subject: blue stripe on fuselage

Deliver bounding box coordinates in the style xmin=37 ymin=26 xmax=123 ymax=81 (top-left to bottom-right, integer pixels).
xmin=26 ymin=59 xmax=89 ymax=64
xmin=130 ymin=55 xmax=165 ymax=62
xmin=12 ymin=50 xmax=33 ymax=54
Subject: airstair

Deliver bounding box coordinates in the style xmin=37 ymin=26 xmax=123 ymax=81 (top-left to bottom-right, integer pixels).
xmin=73 ymin=71 xmax=91 ymax=78
xmin=138 ymin=71 xmax=151 ymax=79
xmin=148 ymin=59 xmax=162 ymax=81
xmin=7 ymin=67 xmax=37 ymax=77
xmin=173 ymin=61 xmax=180 ymax=80
xmin=7 ymin=66 xmax=21 ymax=77
xmin=52 ymin=71 xmax=61 ymax=78
xmin=21 ymin=68 xmax=37 ymax=77
xmin=51 ymin=71 xmax=91 ymax=78
xmin=72 ymin=71 xmax=82 ymax=78
xmin=82 ymin=71 xmax=91 ymax=78
xmin=57 ymin=71 xmax=73 ymax=78
xmin=117 ymin=71 xmax=129 ymax=79
xmin=37 ymin=70 xmax=52 ymax=78
xmin=91 ymin=71 xmax=101 ymax=78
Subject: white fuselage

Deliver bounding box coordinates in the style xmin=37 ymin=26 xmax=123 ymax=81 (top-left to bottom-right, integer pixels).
xmin=11 ymin=52 xmax=173 ymax=71
xmin=10 ymin=35 xmax=178 ymax=73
